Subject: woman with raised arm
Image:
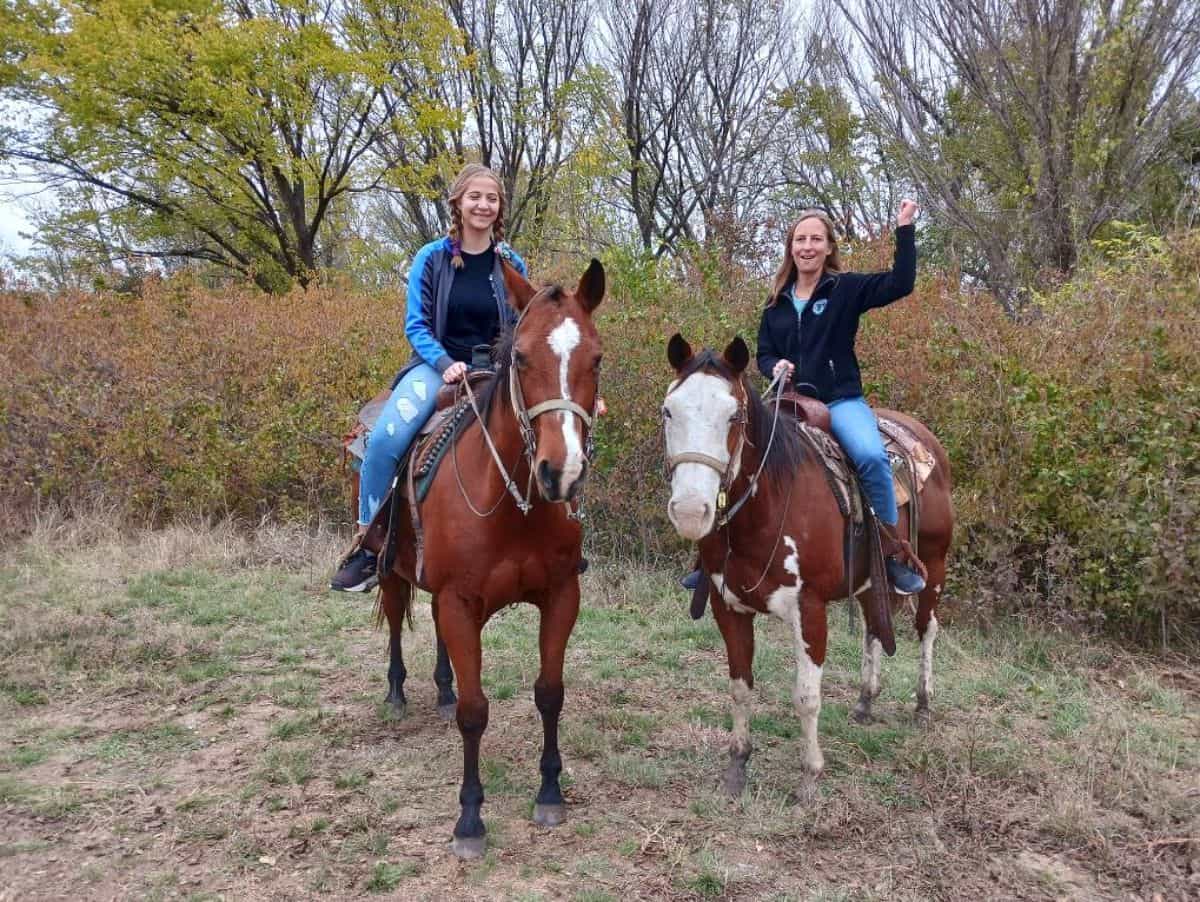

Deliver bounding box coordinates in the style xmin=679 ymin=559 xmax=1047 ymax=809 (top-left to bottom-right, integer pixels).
xmin=682 ymin=201 xmax=925 ymax=598
xmin=757 ymin=201 xmax=925 ymax=593
xmin=331 ymin=163 xmax=526 ymax=592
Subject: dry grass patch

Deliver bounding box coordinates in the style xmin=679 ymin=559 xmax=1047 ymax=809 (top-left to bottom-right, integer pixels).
xmin=0 ymin=527 xmax=1197 ymax=900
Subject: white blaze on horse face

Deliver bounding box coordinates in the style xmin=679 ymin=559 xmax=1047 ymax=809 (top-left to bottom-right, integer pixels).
xmin=664 ymin=372 xmax=739 ymax=540
xmin=547 ymin=317 xmax=585 ymax=487
xmin=765 ymin=539 xmax=824 ymax=778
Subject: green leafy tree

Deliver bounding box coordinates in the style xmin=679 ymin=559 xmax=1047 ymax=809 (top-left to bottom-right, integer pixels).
xmin=0 ymin=0 xmax=455 ymax=291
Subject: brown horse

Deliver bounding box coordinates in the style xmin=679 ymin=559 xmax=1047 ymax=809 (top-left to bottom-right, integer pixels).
xmin=378 ymin=260 xmax=605 ymax=859
xmin=662 ymin=334 xmax=953 ymax=797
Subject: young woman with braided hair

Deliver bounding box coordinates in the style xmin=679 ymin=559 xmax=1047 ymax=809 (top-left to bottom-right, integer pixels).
xmin=332 ymin=163 xmax=527 ymax=591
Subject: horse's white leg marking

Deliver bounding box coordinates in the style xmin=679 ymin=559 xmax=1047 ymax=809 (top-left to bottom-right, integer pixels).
xmin=917 ymin=614 xmax=939 ymax=710
xmin=547 ymin=318 xmax=584 ymax=484
xmin=729 ymin=677 xmax=753 ymax=758
xmin=765 ymin=538 xmax=823 ymax=777
xmin=858 ymin=627 xmax=882 ymax=699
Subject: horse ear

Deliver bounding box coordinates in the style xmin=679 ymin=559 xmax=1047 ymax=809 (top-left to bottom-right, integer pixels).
xmin=501 ymin=260 xmax=536 ymax=312
xmin=723 ymin=336 xmax=749 ymax=374
xmin=576 ymin=258 xmax=605 ymax=312
xmin=667 ymin=332 xmax=693 ymax=372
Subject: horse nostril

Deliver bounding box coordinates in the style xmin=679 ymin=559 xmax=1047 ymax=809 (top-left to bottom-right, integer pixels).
xmin=538 ymin=460 xmax=559 ymax=495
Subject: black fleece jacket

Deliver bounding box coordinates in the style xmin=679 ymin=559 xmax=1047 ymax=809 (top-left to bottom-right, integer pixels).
xmin=755 ymin=224 xmax=916 ymax=403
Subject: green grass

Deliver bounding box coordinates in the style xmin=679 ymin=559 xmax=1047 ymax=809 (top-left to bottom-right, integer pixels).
xmin=1 ymin=535 xmax=1197 ymax=901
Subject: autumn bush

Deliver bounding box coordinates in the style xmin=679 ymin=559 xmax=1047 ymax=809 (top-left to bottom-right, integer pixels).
xmin=2 ymin=232 xmax=1197 ymax=642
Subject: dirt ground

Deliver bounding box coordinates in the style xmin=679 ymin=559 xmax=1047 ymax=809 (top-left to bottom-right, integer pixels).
xmin=1 ymin=521 xmax=1197 ymax=900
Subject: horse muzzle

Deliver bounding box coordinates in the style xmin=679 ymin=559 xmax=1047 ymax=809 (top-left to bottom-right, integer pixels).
xmin=536 ymin=456 xmax=588 ymax=503
xmin=668 ymin=489 xmax=715 ymax=541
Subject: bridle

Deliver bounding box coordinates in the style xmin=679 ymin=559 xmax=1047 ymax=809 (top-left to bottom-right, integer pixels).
xmin=663 ymin=369 xmax=784 ymax=532
xmin=459 ymin=288 xmax=598 ymax=518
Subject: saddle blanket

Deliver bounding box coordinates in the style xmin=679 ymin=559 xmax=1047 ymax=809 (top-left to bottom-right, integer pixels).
xmin=798 ymin=416 xmax=936 ymax=521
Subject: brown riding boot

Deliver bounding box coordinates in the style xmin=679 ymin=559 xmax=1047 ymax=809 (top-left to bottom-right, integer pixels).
xmin=879 ymin=524 xmax=927 ymax=595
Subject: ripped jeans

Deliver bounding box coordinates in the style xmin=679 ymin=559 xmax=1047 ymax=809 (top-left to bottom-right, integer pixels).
xmin=357 ymin=362 xmax=440 ymax=526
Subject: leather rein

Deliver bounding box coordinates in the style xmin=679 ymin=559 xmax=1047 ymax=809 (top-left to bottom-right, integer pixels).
xmin=457 ymin=290 xmax=597 ymax=519
xmin=664 ymin=370 xmax=784 ymax=530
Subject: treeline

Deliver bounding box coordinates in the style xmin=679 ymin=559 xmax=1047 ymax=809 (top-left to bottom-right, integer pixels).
xmin=2 ymin=0 xmax=1199 ymax=304
xmin=2 ymin=228 xmax=1197 ymax=643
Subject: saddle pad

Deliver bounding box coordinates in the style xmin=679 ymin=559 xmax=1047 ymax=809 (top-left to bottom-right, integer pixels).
xmin=797 ymin=416 xmax=936 ymax=520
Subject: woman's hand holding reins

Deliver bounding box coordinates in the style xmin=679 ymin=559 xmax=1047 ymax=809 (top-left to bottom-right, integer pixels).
xmin=897 ymin=199 xmax=919 ymax=227
xmin=772 ymin=359 xmax=795 ymax=381
xmin=443 ymin=361 xmax=468 ymax=384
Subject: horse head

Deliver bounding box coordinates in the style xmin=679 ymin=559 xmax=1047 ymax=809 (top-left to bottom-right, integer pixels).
xmin=662 ymin=333 xmax=750 ymax=540
xmin=501 ymin=259 xmax=605 ymax=503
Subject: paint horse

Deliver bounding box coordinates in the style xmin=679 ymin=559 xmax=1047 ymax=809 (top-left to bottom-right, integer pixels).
xmin=377 ymin=260 xmax=605 ymax=859
xmin=662 ymin=334 xmax=953 ymax=797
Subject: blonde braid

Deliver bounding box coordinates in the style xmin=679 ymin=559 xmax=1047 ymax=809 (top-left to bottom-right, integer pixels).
xmin=492 ymin=207 xmax=506 ymax=247
xmin=449 ymin=207 xmax=464 ymax=269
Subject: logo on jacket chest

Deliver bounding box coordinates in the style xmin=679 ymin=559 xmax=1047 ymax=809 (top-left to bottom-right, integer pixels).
xmin=812 ymin=298 xmax=828 ymax=315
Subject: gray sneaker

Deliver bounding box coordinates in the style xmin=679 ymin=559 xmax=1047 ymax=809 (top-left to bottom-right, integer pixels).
xmin=330 ymin=548 xmax=378 ymax=593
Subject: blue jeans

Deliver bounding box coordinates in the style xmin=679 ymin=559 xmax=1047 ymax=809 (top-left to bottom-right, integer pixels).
xmin=358 ymin=362 xmax=440 ymax=526
xmin=829 ymin=396 xmax=897 ymax=526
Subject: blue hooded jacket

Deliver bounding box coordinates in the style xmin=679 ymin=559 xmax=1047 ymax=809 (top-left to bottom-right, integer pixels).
xmin=393 ymin=237 xmax=528 ymax=386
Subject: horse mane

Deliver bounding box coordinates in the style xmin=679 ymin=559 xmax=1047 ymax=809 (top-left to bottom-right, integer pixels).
xmin=679 ymin=349 xmax=806 ymax=482
xmin=455 ymin=284 xmax=566 ymax=439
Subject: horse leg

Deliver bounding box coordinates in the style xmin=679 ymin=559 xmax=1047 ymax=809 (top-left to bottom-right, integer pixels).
xmin=792 ymin=587 xmax=828 ymax=798
xmin=709 ymin=591 xmax=756 ymax=796
xmin=379 ymin=577 xmax=409 ymax=718
xmin=851 ymin=594 xmax=883 ymax=724
xmin=431 ymin=594 xmax=457 ymax=721
xmin=914 ymin=554 xmax=946 ymax=726
xmin=435 ymin=593 xmax=489 ymax=859
xmin=531 ymin=581 xmax=581 ymax=828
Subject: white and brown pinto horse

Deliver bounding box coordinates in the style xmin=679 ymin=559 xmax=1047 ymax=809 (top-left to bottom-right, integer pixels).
xmin=662 ymin=334 xmax=953 ymax=796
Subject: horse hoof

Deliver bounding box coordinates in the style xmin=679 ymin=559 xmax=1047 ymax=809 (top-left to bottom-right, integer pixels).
xmin=723 ymin=769 xmax=747 ymax=797
xmin=385 ymin=698 xmax=407 ymax=720
xmin=437 ymin=702 xmax=457 ymax=723
xmin=451 ymin=834 xmax=486 ymax=860
xmin=850 ymin=706 xmax=873 ymax=725
xmin=533 ymin=803 xmax=565 ymax=827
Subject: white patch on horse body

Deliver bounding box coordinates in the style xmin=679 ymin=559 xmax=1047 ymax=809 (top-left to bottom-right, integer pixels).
xmin=933 ymin=583 xmax=943 ymax=597
xmin=729 ymin=678 xmax=753 ymax=756
xmin=918 ymin=614 xmax=939 ymax=705
xmin=412 ymin=380 xmax=427 ymax=401
xmin=663 ymin=372 xmax=740 ymax=539
xmin=711 ymin=573 xmax=754 ymax=614
xmin=396 ymin=397 xmax=418 ymax=423
xmin=782 ymin=536 xmax=799 ymax=579
xmin=547 ymin=318 xmax=585 ymax=485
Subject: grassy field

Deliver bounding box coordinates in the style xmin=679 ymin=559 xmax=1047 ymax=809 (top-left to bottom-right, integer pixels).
xmin=1 ymin=515 xmax=1197 ymax=900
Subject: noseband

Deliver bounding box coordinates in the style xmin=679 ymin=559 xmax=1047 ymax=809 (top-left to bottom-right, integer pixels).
xmin=663 ymin=374 xmax=748 ymax=522
xmin=663 ymin=369 xmax=784 ymax=531
xmin=462 ymin=288 xmax=598 ymax=517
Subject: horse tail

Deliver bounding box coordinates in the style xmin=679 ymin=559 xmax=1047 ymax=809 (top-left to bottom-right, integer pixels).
xmin=374 ymin=576 xmax=415 ymax=633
